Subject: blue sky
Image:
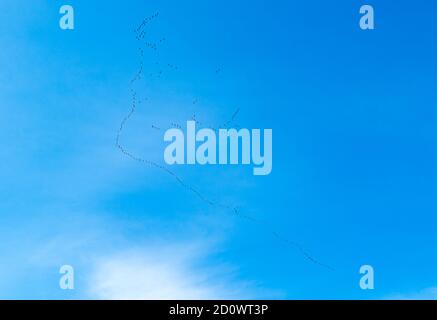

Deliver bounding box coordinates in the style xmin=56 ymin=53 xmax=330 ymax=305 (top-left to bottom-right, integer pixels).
xmin=0 ymin=0 xmax=437 ymax=299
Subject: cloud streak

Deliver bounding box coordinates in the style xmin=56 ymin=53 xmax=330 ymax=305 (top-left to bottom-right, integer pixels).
xmin=386 ymin=287 xmax=437 ymax=300
xmin=87 ymin=242 xmax=273 ymax=300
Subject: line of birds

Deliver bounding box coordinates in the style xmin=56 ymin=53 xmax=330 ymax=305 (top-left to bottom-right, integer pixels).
xmin=116 ymin=12 xmax=333 ymax=271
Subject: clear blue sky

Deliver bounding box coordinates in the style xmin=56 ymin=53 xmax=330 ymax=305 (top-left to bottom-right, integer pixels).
xmin=1 ymin=0 xmax=437 ymax=299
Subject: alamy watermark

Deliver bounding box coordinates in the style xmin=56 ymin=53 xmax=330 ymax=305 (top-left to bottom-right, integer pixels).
xmin=59 ymin=5 xmax=74 ymax=30
xmin=359 ymin=5 xmax=375 ymax=30
xmin=359 ymin=265 xmax=375 ymax=290
xmin=164 ymin=121 xmax=273 ymax=176
xmin=59 ymin=265 xmax=74 ymax=290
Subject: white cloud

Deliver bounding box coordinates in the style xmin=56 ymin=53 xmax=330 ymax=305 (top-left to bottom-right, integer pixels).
xmin=87 ymin=242 xmax=273 ymax=300
xmin=386 ymin=287 xmax=437 ymax=300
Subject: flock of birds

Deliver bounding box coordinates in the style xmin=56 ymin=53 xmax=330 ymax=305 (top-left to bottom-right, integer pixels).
xmin=115 ymin=12 xmax=333 ymax=270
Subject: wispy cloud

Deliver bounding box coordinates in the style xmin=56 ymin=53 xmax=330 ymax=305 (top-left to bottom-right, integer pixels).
xmin=386 ymin=287 xmax=437 ymax=300
xmin=87 ymin=242 xmax=280 ymax=300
